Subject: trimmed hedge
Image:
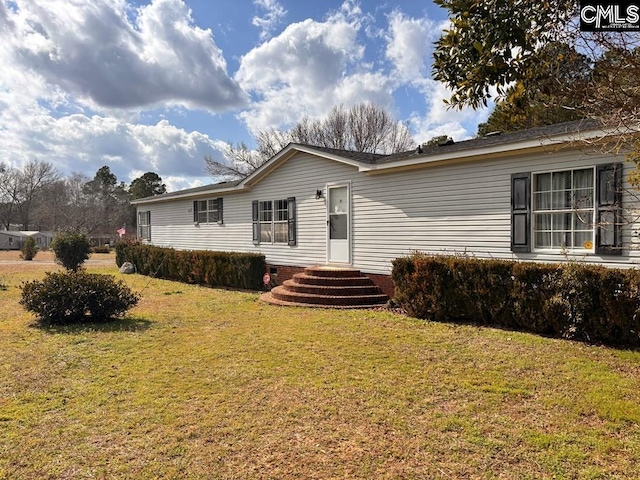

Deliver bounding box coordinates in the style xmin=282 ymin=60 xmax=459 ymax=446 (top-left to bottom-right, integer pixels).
xmin=392 ymin=254 xmax=640 ymax=348
xmin=115 ymin=241 xmax=266 ymax=291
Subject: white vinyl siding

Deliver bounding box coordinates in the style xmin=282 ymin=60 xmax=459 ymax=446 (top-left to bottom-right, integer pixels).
xmin=136 ymin=149 xmax=639 ymax=276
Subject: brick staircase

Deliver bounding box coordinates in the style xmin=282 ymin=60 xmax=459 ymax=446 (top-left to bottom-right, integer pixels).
xmin=260 ymin=266 xmax=389 ymax=309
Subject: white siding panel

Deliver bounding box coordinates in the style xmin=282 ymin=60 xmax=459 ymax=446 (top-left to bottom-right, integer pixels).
xmin=141 ymin=154 xmax=357 ymax=268
xmin=139 ymin=148 xmax=640 ymax=276
xmin=350 ymin=149 xmax=639 ymax=274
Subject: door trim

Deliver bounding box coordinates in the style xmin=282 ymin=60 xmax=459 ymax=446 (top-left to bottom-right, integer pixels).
xmin=326 ymin=181 xmax=351 ymax=264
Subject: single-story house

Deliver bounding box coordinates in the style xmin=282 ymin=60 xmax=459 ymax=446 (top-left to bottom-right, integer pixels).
xmin=0 ymin=230 xmax=54 ymax=250
xmin=0 ymin=231 xmax=23 ymax=250
xmin=131 ymin=120 xmax=638 ymax=296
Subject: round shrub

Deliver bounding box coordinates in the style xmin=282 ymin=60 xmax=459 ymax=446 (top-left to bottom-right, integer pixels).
xmin=51 ymin=231 xmax=92 ymax=271
xmin=20 ymin=271 xmax=140 ymax=324
xmin=20 ymin=236 xmax=38 ymax=261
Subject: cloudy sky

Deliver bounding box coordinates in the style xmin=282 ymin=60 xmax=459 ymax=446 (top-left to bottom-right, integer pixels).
xmin=0 ymin=0 xmax=491 ymax=192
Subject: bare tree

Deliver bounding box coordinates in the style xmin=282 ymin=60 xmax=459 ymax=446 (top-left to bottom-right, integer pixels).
xmin=17 ymin=160 xmax=60 ymax=230
xmin=204 ymin=142 xmax=271 ymax=178
xmin=0 ymin=166 xmax=21 ymax=230
xmin=34 ymin=173 xmax=97 ymax=232
xmin=205 ymin=102 xmax=415 ymax=180
xmin=0 ymin=160 xmax=59 ymax=230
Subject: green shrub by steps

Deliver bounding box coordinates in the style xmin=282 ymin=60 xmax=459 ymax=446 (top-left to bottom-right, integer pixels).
xmin=116 ymin=241 xmax=266 ymax=291
xmin=392 ymin=254 xmax=640 ymax=348
xmin=21 ymin=271 xmax=139 ymax=325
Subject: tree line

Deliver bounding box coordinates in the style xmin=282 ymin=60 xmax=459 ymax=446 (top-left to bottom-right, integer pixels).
xmin=432 ymin=0 xmax=640 ymax=149
xmin=0 ymin=161 xmax=166 ymax=235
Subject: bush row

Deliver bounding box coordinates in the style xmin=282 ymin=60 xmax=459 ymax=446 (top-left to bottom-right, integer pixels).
xmin=115 ymin=241 xmax=266 ymax=291
xmin=392 ymin=254 xmax=640 ymax=348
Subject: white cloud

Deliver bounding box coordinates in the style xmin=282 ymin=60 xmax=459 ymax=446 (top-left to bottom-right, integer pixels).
xmin=235 ymin=2 xmax=386 ymax=134
xmin=2 ymin=0 xmax=246 ymax=112
xmin=252 ymin=0 xmax=287 ymax=41
xmin=0 ymin=110 xmax=226 ymax=191
xmin=0 ymin=0 xmax=492 ymax=192
xmin=385 ymin=10 xmax=439 ymax=83
xmin=408 ymin=80 xmax=492 ymax=142
xmin=235 ymin=3 xmax=465 ymax=141
xmin=381 ymin=11 xmax=490 ymax=143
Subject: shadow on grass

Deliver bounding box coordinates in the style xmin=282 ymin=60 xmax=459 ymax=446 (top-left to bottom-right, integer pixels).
xmin=31 ymin=316 xmax=153 ymax=334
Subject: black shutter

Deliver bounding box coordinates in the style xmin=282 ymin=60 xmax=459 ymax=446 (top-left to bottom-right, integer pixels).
xmin=146 ymin=211 xmax=151 ymax=241
xmin=287 ymin=197 xmax=296 ymax=246
xmin=511 ymin=172 xmax=531 ymax=252
xmin=193 ymin=201 xmax=198 ymax=223
xmin=217 ymin=198 xmax=223 ymax=224
xmin=252 ymin=200 xmax=259 ymax=245
xmin=595 ymin=163 xmax=623 ymax=255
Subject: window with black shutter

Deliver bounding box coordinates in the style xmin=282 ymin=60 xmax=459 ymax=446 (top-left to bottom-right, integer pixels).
xmin=253 ymin=198 xmax=297 ymax=245
xmin=287 ymin=197 xmax=296 ymax=246
xmin=513 ymin=163 xmax=623 ymax=255
xmin=252 ymin=200 xmax=259 ymax=245
xmin=193 ymin=198 xmax=223 ymax=224
xmin=595 ymin=163 xmax=623 ymax=255
xmin=511 ymin=172 xmax=531 ymax=252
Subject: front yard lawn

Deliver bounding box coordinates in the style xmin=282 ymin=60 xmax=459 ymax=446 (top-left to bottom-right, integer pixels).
xmin=1 ymin=261 xmax=639 ymax=479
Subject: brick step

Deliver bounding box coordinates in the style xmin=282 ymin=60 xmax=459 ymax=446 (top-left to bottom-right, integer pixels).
xmin=283 ymin=279 xmax=381 ymax=296
xmin=303 ymin=267 xmax=363 ymax=278
xmin=292 ymin=273 xmax=374 ymax=287
xmin=270 ymin=286 xmax=388 ymax=307
xmin=261 ymin=265 xmax=389 ymax=309
xmin=259 ymin=292 xmax=387 ymax=309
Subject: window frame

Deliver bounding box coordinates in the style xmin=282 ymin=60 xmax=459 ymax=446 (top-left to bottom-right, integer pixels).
xmin=193 ymin=198 xmax=223 ymax=225
xmin=137 ymin=210 xmax=151 ymax=241
xmin=511 ymin=162 xmax=622 ymax=256
xmin=253 ymin=197 xmax=296 ymax=246
xmin=531 ymin=166 xmax=596 ymax=253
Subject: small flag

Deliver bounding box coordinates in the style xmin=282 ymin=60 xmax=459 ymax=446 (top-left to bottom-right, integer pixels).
xmin=117 ymin=226 xmax=126 ymax=237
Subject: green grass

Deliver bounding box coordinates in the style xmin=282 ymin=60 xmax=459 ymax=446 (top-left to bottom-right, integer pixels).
xmin=1 ymin=262 xmax=640 ymax=479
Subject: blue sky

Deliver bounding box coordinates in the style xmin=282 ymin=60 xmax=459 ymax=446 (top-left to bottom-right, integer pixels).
xmin=0 ymin=0 xmax=491 ymax=191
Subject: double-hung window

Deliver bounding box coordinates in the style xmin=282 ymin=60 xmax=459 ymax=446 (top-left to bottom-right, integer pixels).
xmin=533 ymin=168 xmax=594 ymax=251
xmin=193 ymin=198 xmax=223 ymax=224
xmin=137 ymin=210 xmax=151 ymax=241
xmin=253 ymin=198 xmax=296 ymax=246
xmin=273 ymin=199 xmax=289 ymax=243
xmin=259 ymin=200 xmax=273 ymax=242
xmin=511 ymin=163 xmax=622 ymax=255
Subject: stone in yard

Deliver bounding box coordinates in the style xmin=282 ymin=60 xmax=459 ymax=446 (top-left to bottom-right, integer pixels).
xmin=119 ymin=262 xmax=135 ymax=274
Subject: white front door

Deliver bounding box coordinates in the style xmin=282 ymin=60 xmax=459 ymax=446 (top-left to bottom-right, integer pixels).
xmin=327 ymin=184 xmax=350 ymax=263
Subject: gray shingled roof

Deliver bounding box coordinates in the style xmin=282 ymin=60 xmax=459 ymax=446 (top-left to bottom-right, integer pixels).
xmin=377 ymin=118 xmax=602 ymax=164
xmin=292 ymin=119 xmax=601 ymax=166
xmin=132 ymin=179 xmax=242 ymax=203
xmin=134 ymin=119 xmax=603 ymax=203
xmin=293 ymin=144 xmax=387 ymax=164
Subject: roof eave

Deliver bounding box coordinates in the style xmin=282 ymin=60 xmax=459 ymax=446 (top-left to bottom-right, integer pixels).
xmin=130 ymin=184 xmax=247 ymax=205
xmin=241 ymin=143 xmax=368 ymax=187
xmin=359 ymin=126 xmax=620 ymax=173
